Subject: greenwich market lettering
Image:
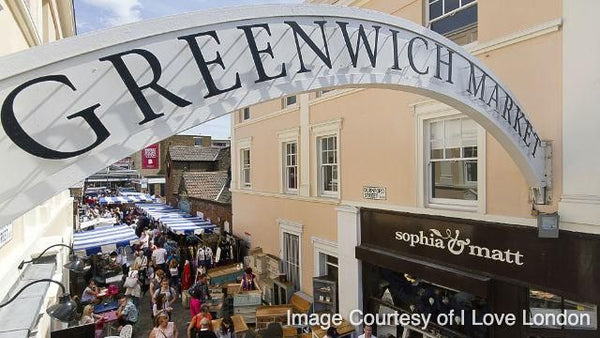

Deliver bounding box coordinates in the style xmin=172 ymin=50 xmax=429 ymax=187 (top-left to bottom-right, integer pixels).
xmin=395 ymin=228 xmax=525 ymax=266
xmin=1 ymin=20 xmax=542 ymax=162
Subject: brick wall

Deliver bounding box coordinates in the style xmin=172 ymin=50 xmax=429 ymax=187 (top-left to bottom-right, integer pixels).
xmin=189 ymin=198 xmax=232 ymax=231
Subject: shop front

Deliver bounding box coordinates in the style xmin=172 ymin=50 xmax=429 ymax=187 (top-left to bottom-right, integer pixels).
xmin=356 ymin=209 xmax=599 ymax=338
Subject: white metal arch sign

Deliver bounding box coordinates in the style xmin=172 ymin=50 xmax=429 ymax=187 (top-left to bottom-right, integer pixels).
xmin=0 ymin=5 xmax=545 ymax=225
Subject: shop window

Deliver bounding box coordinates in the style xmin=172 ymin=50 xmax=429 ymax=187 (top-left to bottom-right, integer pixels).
xmin=427 ymin=0 xmax=478 ymax=45
xmin=427 ymin=116 xmax=479 ymax=208
xmin=283 ymin=141 xmax=298 ymax=193
xmin=529 ymin=289 xmax=597 ymax=331
xmin=318 ymin=253 xmax=339 ymax=312
xmin=241 ymin=148 xmax=251 ymax=188
xmin=318 ymin=135 xmax=338 ymax=196
xmin=363 ymin=263 xmax=489 ymax=338
xmin=284 ymin=95 xmax=297 ymax=108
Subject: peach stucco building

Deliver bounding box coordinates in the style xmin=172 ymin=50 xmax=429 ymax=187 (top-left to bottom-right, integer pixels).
xmin=231 ymin=1 xmax=599 ymax=337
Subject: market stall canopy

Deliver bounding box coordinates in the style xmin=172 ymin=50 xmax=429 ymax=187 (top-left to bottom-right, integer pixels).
xmin=80 ymin=217 xmax=116 ymax=229
xmin=136 ymin=203 xmax=216 ymax=235
xmin=73 ymin=225 xmax=138 ymax=256
xmin=164 ymin=221 xmax=216 ymax=235
xmin=120 ymin=192 xmax=155 ymax=201
xmin=99 ymin=193 xmax=153 ymax=204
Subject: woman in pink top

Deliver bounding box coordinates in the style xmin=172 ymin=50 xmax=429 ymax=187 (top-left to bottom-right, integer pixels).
xmin=149 ymin=313 xmax=178 ymax=338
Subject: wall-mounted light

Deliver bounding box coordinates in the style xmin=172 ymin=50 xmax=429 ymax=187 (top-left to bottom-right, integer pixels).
xmin=0 ymin=279 xmax=77 ymax=322
xmin=18 ymin=243 xmax=87 ymax=273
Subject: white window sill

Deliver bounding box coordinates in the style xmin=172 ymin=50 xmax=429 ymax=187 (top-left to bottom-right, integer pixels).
xmin=319 ymin=192 xmax=340 ymax=199
xmin=426 ymin=202 xmax=479 ymax=213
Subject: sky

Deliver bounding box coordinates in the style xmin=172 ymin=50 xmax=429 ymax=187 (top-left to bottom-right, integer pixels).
xmin=74 ymin=0 xmax=303 ymax=139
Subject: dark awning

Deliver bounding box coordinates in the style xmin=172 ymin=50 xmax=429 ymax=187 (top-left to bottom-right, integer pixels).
xmin=356 ymin=244 xmax=490 ymax=298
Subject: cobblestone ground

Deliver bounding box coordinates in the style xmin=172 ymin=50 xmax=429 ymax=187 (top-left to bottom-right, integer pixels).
xmin=129 ymin=290 xmax=258 ymax=338
xmin=131 ymin=289 xmax=192 ymax=337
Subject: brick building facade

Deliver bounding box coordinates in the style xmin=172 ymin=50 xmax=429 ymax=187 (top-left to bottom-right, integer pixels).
xmin=178 ymin=171 xmax=232 ymax=231
xmin=165 ymin=146 xmax=232 ymax=230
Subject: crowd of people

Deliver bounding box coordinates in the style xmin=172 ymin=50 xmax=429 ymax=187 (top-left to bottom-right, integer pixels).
xmin=81 ymin=198 xmax=140 ymax=226
xmin=76 ymin=204 xmax=239 ymax=338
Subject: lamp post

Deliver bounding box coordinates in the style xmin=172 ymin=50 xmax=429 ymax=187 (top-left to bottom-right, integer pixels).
xmin=0 ymin=279 xmax=77 ymax=322
xmin=18 ymin=243 xmax=87 ymax=273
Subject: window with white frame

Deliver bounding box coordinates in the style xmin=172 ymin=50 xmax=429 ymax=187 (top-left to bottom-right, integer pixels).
xmin=318 ymin=135 xmax=338 ymax=195
xmin=282 ymin=232 xmax=300 ymax=290
xmin=284 ymin=95 xmax=297 ymax=107
xmin=241 ymin=148 xmax=251 ymax=188
xmin=319 ymin=253 xmax=338 ymax=281
xmin=280 ymin=220 xmax=302 ymax=291
xmin=241 ymin=107 xmax=250 ymax=121
xmin=428 ymin=0 xmax=477 ymax=44
xmin=283 ymin=142 xmax=298 ymax=193
xmin=427 ymin=116 xmax=478 ymax=205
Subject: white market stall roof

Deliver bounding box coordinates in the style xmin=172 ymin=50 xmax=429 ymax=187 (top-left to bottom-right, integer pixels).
xmin=99 ymin=193 xmax=153 ymax=204
xmin=80 ymin=217 xmax=116 ymax=229
xmin=73 ymin=224 xmax=138 ymax=256
xmin=136 ymin=203 xmax=217 ymax=235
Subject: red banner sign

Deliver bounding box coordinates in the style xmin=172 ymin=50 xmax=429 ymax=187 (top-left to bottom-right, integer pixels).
xmin=142 ymin=143 xmax=159 ymax=169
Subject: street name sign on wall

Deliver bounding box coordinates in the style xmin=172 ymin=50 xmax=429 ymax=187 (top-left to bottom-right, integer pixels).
xmin=363 ymin=186 xmax=387 ymax=200
xmin=0 ymin=5 xmax=546 ymax=225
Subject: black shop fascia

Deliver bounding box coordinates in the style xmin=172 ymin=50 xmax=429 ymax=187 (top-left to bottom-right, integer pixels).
xmin=356 ymin=208 xmax=600 ymax=338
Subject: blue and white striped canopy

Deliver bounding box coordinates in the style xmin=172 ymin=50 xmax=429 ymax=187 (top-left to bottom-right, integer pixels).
xmin=136 ymin=203 xmax=217 ymax=235
xmin=121 ymin=192 xmax=155 ymax=201
xmin=73 ymin=225 xmax=139 ymax=256
xmin=99 ymin=193 xmax=153 ymax=204
xmin=164 ymin=222 xmax=216 ymax=235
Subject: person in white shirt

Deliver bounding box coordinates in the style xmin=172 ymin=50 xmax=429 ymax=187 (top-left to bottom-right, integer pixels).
xmin=124 ymin=266 xmax=142 ymax=306
xmin=357 ymin=325 xmax=376 ymax=338
xmin=152 ymin=245 xmax=167 ymax=272
xmin=139 ymin=231 xmax=149 ymax=249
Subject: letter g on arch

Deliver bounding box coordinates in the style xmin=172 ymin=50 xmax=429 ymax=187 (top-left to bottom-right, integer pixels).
xmin=1 ymin=75 xmax=110 ymax=159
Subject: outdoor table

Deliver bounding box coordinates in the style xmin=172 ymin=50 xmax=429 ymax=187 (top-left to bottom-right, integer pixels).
xmin=100 ymin=310 xmax=120 ymax=336
xmin=94 ymin=300 xmax=119 ymax=314
xmin=96 ymin=288 xmax=109 ymax=298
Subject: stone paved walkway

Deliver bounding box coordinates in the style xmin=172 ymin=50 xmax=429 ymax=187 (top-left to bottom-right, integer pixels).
xmin=128 ymin=290 xmax=258 ymax=338
xmin=131 ymin=289 xmax=193 ymax=337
